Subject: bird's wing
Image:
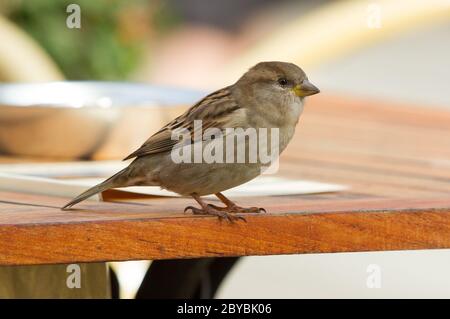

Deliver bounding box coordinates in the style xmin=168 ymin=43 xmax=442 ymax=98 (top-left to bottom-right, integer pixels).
xmin=123 ymin=86 xmax=244 ymax=160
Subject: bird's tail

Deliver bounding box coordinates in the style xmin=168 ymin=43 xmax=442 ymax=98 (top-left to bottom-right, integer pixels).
xmin=61 ymin=167 xmax=129 ymax=210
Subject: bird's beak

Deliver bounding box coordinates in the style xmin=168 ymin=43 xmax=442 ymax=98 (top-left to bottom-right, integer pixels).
xmin=293 ymin=80 xmax=320 ymax=97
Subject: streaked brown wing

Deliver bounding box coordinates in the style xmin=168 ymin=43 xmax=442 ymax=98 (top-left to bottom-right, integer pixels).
xmin=123 ymin=86 xmax=241 ymax=160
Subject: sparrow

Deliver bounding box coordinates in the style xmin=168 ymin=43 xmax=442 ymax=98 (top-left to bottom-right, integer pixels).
xmin=62 ymin=61 xmax=320 ymax=221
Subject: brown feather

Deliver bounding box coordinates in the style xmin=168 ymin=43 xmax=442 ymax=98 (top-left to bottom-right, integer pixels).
xmin=123 ymin=86 xmax=241 ymax=160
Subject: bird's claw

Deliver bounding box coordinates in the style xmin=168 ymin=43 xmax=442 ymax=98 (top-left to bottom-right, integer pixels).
xmin=207 ymin=204 xmax=266 ymax=214
xmin=184 ymin=205 xmax=246 ymax=223
xmin=242 ymin=206 xmax=266 ymax=214
xmin=184 ymin=206 xmax=197 ymax=214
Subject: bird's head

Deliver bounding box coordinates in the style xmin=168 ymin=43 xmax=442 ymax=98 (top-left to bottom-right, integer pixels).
xmin=236 ymin=61 xmax=319 ymax=100
xmin=233 ymin=61 xmax=319 ymax=124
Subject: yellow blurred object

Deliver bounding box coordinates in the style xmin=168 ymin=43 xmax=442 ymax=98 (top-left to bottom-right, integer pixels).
xmin=0 ymin=16 xmax=63 ymax=82
xmin=221 ymin=0 xmax=450 ymax=84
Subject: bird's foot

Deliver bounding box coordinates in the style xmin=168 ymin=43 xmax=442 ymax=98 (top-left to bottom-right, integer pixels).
xmin=207 ymin=203 xmax=266 ymax=214
xmin=184 ymin=205 xmax=246 ymax=222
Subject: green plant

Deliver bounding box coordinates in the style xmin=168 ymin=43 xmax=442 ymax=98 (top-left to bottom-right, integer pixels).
xmin=2 ymin=0 xmax=172 ymax=80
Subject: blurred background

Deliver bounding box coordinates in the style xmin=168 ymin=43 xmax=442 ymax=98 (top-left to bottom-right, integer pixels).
xmin=0 ymin=0 xmax=449 ymax=298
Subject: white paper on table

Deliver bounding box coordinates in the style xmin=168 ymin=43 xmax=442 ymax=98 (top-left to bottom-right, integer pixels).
xmin=118 ymin=177 xmax=347 ymax=198
xmin=0 ymin=161 xmax=348 ymax=200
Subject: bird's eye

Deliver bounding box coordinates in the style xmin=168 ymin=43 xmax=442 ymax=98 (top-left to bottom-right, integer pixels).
xmin=278 ymin=78 xmax=288 ymax=86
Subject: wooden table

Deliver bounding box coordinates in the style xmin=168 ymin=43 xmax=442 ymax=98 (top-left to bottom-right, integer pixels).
xmin=1 ymin=94 xmax=450 ymax=266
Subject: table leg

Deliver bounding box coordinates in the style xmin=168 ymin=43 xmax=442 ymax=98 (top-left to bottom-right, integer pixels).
xmin=135 ymin=257 xmax=239 ymax=299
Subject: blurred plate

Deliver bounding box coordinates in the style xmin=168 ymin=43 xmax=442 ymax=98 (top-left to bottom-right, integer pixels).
xmin=0 ymin=82 xmax=203 ymax=159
